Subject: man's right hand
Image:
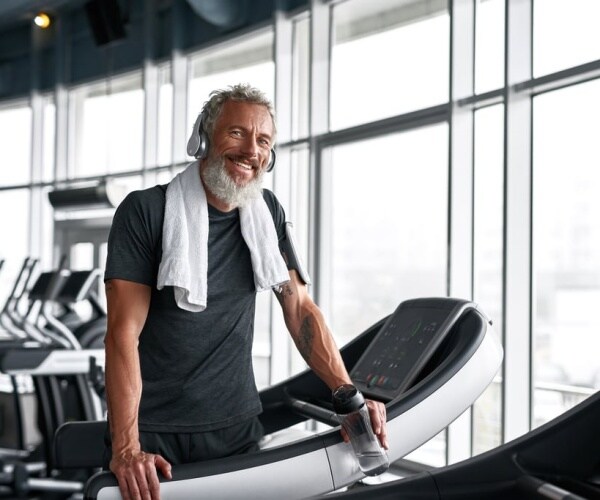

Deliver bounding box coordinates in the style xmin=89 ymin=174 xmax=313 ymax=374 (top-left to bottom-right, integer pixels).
xmin=110 ymin=450 xmax=172 ymax=500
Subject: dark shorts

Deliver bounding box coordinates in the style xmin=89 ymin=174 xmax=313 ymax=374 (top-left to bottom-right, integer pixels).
xmin=103 ymin=417 xmax=264 ymax=469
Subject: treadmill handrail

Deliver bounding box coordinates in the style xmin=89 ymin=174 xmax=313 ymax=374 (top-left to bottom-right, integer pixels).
xmin=284 ymin=392 xmax=340 ymax=426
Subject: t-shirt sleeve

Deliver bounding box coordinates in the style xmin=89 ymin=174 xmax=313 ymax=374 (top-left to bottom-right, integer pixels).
xmin=262 ymin=189 xmax=287 ymax=242
xmin=104 ymin=189 xmax=164 ymax=286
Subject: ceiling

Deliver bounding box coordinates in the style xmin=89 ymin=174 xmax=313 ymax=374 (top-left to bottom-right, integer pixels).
xmin=0 ymin=0 xmax=87 ymax=32
xmin=0 ymin=0 xmax=299 ymax=98
xmin=0 ymin=0 xmax=255 ymax=33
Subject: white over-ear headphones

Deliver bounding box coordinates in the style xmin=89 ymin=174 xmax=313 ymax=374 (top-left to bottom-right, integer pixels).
xmin=186 ymin=110 xmax=276 ymax=172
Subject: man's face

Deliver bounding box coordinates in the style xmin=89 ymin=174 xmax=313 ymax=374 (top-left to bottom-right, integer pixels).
xmin=208 ymin=100 xmax=274 ymax=187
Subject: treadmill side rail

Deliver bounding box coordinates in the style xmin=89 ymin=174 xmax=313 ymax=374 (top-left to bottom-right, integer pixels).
xmin=93 ymin=448 xmax=334 ymax=500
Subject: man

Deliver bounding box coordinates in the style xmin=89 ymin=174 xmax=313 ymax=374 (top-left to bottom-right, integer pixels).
xmin=104 ymin=83 xmax=388 ymax=500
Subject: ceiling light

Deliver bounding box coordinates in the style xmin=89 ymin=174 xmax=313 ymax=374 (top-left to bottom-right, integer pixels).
xmin=34 ymin=12 xmax=52 ymax=29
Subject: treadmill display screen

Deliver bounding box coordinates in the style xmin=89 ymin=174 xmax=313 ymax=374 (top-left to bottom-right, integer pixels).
xmin=351 ymin=299 xmax=472 ymax=401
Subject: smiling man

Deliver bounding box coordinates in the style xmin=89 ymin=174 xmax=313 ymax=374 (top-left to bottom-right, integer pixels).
xmin=103 ymin=84 xmax=388 ymax=500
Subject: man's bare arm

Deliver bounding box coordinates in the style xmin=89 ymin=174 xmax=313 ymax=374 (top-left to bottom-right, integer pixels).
xmin=275 ymin=270 xmax=388 ymax=449
xmin=275 ymin=270 xmax=388 ymax=448
xmin=275 ymin=270 xmax=350 ymax=390
xmin=105 ymin=279 xmax=171 ymax=500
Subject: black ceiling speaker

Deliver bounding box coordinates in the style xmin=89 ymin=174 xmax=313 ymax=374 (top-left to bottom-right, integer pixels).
xmin=84 ymin=0 xmax=127 ymax=46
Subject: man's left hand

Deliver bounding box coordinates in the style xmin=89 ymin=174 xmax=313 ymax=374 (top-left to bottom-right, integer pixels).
xmin=366 ymin=399 xmax=388 ymax=449
xmin=340 ymin=399 xmax=389 ymax=449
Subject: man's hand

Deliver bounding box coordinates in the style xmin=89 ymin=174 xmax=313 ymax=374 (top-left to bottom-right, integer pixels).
xmin=110 ymin=450 xmax=172 ymax=500
xmin=340 ymin=399 xmax=389 ymax=450
xmin=365 ymin=399 xmax=388 ymax=449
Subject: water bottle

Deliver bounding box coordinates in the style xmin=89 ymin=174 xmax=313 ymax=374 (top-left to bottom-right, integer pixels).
xmin=332 ymin=384 xmax=389 ymax=476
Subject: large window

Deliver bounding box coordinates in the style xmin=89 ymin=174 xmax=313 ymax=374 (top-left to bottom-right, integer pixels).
xmin=331 ymin=0 xmax=449 ymax=131
xmin=69 ymin=72 xmax=144 ymax=178
xmin=188 ymin=31 xmax=275 ymax=136
xmin=188 ymin=30 xmax=276 ymax=384
xmin=325 ymin=125 xmax=448 ymax=342
xmin=0 ymin=189 xmax=30 ymax=305
xmin=41 ymin=97 xmax=56 ymax=183
xmin=324 ymin=123 xmax=448 ymax=465
xmin=532 ymin=79 xmax=600 ymax=427
xmin=475 ymin=0 xmax=505 ymax=94
xmin=0 ymin=103 xmax=31 ymax=186
xmin=292 ymin=16 xmax=310 ymax=141
xmin=157 ymin=63 xmax=174 ymax=167
xmin=533 ymin=0 xmax=600 ymax=77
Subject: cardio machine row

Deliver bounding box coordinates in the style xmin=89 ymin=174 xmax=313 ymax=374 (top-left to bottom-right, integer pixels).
xmin=0 ymin=257 xmax=107 ymax=498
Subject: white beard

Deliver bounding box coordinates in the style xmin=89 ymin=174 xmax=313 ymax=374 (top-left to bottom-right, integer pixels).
xmin=201 ymin=156 xmax=265 ymax=207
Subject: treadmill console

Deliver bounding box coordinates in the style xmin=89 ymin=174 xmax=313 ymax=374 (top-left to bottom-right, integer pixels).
xmin=351 ymin=298 xmax=477 ymax=401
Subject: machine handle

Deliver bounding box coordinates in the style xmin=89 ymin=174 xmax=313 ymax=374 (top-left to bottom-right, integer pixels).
xmin=284 ymin=393 xmax=340 ymax=426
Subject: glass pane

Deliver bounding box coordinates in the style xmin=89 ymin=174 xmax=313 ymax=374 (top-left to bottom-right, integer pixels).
xmin=326 ymin=124 xmax=448 ymax=466
xmin=157 ymin=64 xmax=174 ymax=167
xmin=0 ymin=105 xmax=31 ymax=186
xmin=534 ymin=0 xmax=600 ymax=77
xmin=114 ymin=175 xmax=143 ymax=196
xmin=405 ymin=430 xmax=446 ymax=467
xmin=475 ymin=0 xmax=505 ymax=94
xmin=472 ymin=104 xmax=504 ymax=454
xmin=156 ymin=169 xmax=175 ymax=185
xmin=39 ymin=187 xmax=55 ymax=270
xmin=331 ymin=0 xmax=449 ymax=130
xmin=292 ymin=17 xmax=310 ymax=140
xmin=328 ymin=125 xmax=448 ymax=344
xmin=71 ymin=73 xmax=144 ymax=177
xmin=532 ymin=79 xmax=600 ymax=428
xmin=188 ymin=31 xmax=275 ymax=140
xmin=0 ymin=189 xmax=30 ymax=306
xmin=42 ymin=98 xmax=56 ymax=183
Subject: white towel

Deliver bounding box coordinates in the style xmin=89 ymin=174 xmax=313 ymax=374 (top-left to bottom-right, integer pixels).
xmin=157 ymin=162 xmax=290 ymax=312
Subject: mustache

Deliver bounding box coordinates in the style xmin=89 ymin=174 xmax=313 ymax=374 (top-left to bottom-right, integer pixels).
xmin=228 ymin=154 xmax=260 ymax=169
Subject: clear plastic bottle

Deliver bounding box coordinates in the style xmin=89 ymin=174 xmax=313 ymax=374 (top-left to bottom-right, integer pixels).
xmin=332 ymin=384 xmax=389 ymax=476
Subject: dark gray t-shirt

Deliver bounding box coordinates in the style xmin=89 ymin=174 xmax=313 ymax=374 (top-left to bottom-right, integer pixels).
xmin=104 ymin=184 xmax=287 ymax=432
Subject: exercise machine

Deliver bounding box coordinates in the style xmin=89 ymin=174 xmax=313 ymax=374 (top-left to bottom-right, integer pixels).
xmin=80 ymin=297 xmax=502 ymax=499
xmin=0 ymin=264 xmax=107 ymax=498
xmin=313 ymin=389 xmax=600 ymax=500
xmin=0 ymin=348 xmax=105 ymax=498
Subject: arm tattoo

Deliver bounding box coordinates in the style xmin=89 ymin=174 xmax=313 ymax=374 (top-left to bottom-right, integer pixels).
xmin=297 ymin=316 xmax=314 ymax=363
xmin=278 ymin=283 xmax=294 ymax=300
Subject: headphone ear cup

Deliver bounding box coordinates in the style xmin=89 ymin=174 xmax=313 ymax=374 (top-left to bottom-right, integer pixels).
xmin=187 ymin=112 xmax=209 ymax=159
xmin=266 ymin=148 xmax=276 ymax=172
xmin=197 ymin=129 xmax=209 ymax=160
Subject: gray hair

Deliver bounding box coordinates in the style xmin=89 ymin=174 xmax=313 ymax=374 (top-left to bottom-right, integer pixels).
xmin=201 ymin=83 xmax=276 ymax=142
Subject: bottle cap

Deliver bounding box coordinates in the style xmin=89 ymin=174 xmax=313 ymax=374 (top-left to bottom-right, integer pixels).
xmin=332 ymin=384 xmax=365 ymax=414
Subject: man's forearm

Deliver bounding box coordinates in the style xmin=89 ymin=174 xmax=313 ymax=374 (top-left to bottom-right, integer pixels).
xmin=291 ymin=302 xmax=351 ymax=390
xmin=105 ymin=332 xmax=143 ymax=455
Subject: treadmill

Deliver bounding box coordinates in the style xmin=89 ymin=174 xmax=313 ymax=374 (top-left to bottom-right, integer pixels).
xmin=82 ymin=297 xmax=503 ymax=500
xmin=314 ymin=390 xmax=600 ymax=500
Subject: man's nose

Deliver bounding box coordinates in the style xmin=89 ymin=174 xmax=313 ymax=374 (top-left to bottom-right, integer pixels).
xmin=240 ymin=135 xmax=259 ymax=157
